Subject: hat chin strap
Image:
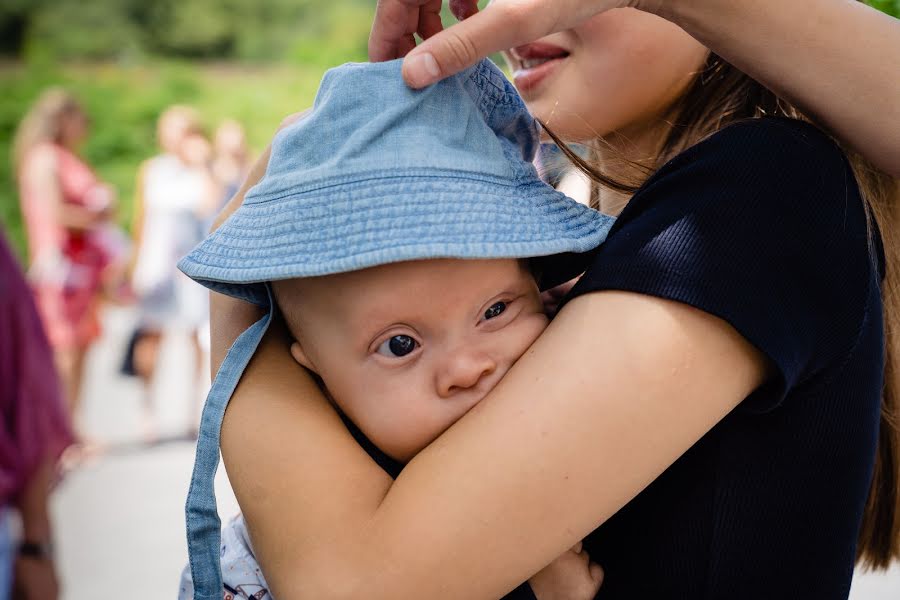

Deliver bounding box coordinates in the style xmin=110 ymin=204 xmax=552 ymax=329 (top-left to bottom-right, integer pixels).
xmin=185 ymin=289 xmax=274 ymax=600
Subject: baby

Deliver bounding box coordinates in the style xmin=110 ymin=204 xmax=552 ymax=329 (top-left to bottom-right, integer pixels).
xmin=178 ymin=59 xmax=614 ymax=600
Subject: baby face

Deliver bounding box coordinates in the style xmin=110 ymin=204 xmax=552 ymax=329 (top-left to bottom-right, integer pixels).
xmin=273 ymin=258 xmax=549 ymax=462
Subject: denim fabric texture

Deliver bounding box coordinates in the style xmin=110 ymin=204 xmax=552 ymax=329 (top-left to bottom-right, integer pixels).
xmin=184 ymin=298 xmax=271 ymax=600
xmin=178 ymin=59 xmax=614 ymax=305
xmin=179 ymin=58 xmax=614 ymax=599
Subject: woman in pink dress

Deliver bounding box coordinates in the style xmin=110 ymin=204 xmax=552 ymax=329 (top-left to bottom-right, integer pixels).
xmin=12 ymin=88 xmax=128 ymax=434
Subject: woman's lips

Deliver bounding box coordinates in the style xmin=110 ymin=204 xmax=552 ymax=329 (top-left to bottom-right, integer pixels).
xmin=509 ymin=43 xmax=569 ymax=95
xmin=513 ymin=57 xmax=566 ymax=94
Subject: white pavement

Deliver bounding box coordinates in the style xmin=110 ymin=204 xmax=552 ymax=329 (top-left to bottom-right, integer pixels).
xmin=52 ymin=307 xmax=900 ymax=599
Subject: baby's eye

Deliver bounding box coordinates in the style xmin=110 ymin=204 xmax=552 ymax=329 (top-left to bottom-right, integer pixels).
xmin=484 ymin=301 xmax=507 ymax=320
xmin=376 ymin=335 xmax=419 ymax=358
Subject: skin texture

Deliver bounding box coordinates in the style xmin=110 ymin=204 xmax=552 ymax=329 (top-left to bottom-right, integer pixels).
xmin=370 ymin=0 xmax=900 ymax=177
xmin=500 ymin=10 xmax=707 ymax=149
xmin=273 ymin=259 xmax=548 ymax=462
xmin=274 ymin=260 xmax=604 ymax=595
xmin=14 ymin=456 xmax=59 ymax=600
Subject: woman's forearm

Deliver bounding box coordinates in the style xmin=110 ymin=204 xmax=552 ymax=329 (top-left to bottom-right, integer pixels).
xmin=225 ymin=292 xmax=767 ymax=600
xmin=663 ymin=0 xmax=900 ymax=176
xmin=17 ymin=455 xmax=54 ymax=543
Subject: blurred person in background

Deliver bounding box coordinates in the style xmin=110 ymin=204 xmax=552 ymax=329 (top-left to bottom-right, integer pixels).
xmin=0 ymin=229 xmax=74 ymax=600
xmin=211 ymin=119 xmax=251 ymax=217
xmin=127 ymin=106 xmax=218 ymax=440
xmin=12 ymin=88 xmax=131 ymax=439
xmin=193 ymin=119 xmax=254 ymax=369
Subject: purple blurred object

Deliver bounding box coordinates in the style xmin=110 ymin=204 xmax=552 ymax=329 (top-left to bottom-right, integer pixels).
xmin=0 ymin=232 xmax=74 ymax=505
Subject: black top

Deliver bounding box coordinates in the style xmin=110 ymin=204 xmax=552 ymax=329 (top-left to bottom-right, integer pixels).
xmin=563 ymin=118 xmax=885 ymax=599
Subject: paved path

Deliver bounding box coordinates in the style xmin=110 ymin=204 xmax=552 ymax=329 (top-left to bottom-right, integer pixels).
xmin=52 ymin=307 xmax=900 ymax=599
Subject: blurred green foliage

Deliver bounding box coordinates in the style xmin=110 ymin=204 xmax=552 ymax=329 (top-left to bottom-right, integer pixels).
xmin=2 ymin=0 xmax=378 ymax=62
xmin=867 ymin=0 xmax=900 ymax=17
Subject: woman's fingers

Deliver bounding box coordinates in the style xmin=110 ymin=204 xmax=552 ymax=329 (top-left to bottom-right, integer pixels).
xmin=370 ymin=0 xmax=444 ymax=61
xmin=401 ymin=0 xmax=555 ymax=88
xmin=449 ymin=0 xmax=479 ymax=20
xmin=388 ymin=0 xmax=632 ymax=88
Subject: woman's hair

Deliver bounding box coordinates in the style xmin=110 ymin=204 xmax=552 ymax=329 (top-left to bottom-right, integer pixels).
xmin=546 ymin=51 xmax=900 ymax=569
xmin=12 ymin=87 xmax=83 ymax=176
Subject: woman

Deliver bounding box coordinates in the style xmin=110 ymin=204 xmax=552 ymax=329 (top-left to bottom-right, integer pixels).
xmin=205 ymin=3 xmax=899 ymax=599
xmin=13 ymin=89 xmax=127 ymax=435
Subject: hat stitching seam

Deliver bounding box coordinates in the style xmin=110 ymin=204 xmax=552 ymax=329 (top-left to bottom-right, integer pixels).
xmin=242 ymin=171 xmax=549 ymax=204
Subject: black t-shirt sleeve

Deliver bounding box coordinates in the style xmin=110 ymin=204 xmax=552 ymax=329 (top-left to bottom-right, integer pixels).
xmin=502 ymin=582 xmax=539 ymax=600
xmin=565 ymin=118 xmax=876 ymax=412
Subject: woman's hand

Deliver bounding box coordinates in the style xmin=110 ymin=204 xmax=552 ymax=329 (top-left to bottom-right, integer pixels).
xmin=369 ymin=0 xmax=637 ymax=88
xmin=370 ymin=0 xmax=900 ymax=176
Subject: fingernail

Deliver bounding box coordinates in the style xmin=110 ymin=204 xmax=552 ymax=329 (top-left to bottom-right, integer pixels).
xmin=406 ymin=52 xmax=441 ymax=87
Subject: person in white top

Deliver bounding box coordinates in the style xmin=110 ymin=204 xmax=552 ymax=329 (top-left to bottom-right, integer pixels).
xmin=128 ymin=106 xmax=218 ymax=440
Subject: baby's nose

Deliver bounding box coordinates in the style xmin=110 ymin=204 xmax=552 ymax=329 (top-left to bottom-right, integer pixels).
xmin=435 ymin=348 xmax=498 ymax=398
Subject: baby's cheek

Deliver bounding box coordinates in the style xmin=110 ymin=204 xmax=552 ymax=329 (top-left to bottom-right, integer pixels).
xmin=523 ymin=312 xmax=551 ymax=346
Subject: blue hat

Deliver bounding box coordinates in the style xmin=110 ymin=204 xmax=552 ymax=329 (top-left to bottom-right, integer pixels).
xmin=180 ymin=58 xmax=614 ymax=600
xmin=178 ymin=58 xmax=613 ymax=305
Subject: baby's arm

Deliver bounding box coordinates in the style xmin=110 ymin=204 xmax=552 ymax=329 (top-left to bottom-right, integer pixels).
xmin=528 ymin=541 xmax=604 ymax=600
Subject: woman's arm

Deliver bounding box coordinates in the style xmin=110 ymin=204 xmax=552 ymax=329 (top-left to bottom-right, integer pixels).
xmin=13 ymin=455 xmax=59 ymax=600
xmin=371 ymin=0 xmax=900 ymax=176
xmin=669 ymin=0 xmax=900 ymax=178
xmin=21 ymin=146 xmax=105 ymax=231
xmin=222 ymin=289 xmax=768 ymax=599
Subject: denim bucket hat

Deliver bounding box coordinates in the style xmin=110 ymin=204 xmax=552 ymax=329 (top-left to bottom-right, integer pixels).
xmin=179 ymin=58 xmax=614 ymax=305
xmin=179 ymin=58 xmax=614 ymax=599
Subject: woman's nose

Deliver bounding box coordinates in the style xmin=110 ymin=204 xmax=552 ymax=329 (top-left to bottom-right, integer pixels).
xmin=436 ymin=348 xmax=497 ymax=398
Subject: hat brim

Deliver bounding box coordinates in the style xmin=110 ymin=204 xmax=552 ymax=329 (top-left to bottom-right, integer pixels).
xmin=179 ymin=174 xmax=613 ymax=306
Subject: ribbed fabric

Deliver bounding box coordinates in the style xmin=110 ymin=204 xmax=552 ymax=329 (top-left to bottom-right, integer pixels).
xmin=564 ymin=118 xmax=885 ymax=599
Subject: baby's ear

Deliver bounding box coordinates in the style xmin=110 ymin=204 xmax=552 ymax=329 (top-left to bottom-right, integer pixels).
xmin=289 ymin=341 xmax=317 ymax=373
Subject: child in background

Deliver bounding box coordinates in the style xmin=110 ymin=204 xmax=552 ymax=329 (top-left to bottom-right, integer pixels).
xmin=178 ymin=59 xmax=614 ymax=600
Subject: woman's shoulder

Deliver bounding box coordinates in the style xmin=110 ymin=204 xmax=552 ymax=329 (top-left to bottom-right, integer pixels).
xmin=623 ymin=117 xmax=865 ymax=247
xmin=672 ymin=116 xmax=846 ymax=174
xmin=19 ymin=142 xmax=59 ymax=175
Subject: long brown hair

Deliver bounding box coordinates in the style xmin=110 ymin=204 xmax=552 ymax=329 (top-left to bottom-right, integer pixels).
xmin=546 ymin=51 xmax=900 ymax=569
xmin=12 ymin=87 xmax=83 ymax=177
